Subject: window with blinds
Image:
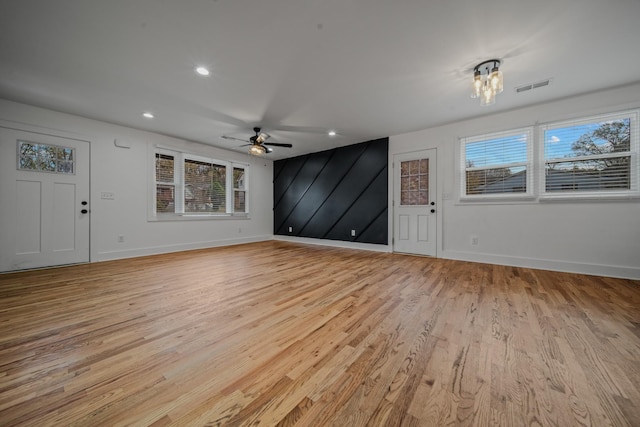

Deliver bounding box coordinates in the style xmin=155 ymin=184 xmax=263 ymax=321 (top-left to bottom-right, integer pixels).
xmin=542 ymin=111 xmax=638 ymax=196
xmin=461 ymin=128 xmax=533 ymax=198
xmin=184 ymin=158 xmax=226 ymax=213
xmin=153 ymin=149 xmax=249 ymax=217
xmin=459 ymin=109 xmax=639 ymax=202
xmin=155 ymin=153 xmax=176 ymax=213
xmin=233 ymin=167 xmax=247 ymax=213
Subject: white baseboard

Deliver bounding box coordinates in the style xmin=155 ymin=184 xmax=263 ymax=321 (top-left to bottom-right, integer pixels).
xmin=93 ymin=236 xmax=638 ymax=280
xmin=440 ymin=249 xmax=640 ymax=280
xmin=94 ymin=235 xmax=273 ymax=262
xmin=274 ymin=236 xmax=392 ymax=253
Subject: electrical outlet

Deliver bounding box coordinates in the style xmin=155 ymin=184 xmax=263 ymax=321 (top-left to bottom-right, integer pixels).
xmin=351 ymin=229 xmax=356 ymax=237
xmin=471 ymin=236 xmax=479 ymax=245
xmin=288 ymin=226 xmax=292 ymax=233
xmin=101 ymin=192 xmax=115 ymax=200
xmin=118 ymin=235 xmax=125 ymax=243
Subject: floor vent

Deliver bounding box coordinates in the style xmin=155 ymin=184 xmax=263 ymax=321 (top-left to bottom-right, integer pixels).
xmin=516 ymin=79 xmax=551 ymax=93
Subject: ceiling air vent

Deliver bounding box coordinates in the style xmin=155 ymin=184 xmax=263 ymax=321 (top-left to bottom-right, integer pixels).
xmin=515 ymin=79 xmax=551 ymax=93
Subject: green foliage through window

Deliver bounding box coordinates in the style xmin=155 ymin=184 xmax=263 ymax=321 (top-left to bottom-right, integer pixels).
xmin=18 ymin=141 xmax=75 ymax=174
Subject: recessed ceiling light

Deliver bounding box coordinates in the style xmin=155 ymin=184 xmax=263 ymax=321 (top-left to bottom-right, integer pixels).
xmin=142 ymin=112 xmax=154 ymax=119
xmin=195 ymin=66 xmax=210 ymax=76
xmin=328 ymin=130 xmax=337 ymax=137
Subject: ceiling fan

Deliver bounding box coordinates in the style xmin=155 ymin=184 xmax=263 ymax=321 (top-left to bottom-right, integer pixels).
xmin=221 ymin=127 xmax=293 ymax=155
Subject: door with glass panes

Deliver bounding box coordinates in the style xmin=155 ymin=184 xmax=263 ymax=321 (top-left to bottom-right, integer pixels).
xmin=393 ymin=149 xmax=437 ymax=256
xmin=0 ymin=127 xmax=90 ymax=271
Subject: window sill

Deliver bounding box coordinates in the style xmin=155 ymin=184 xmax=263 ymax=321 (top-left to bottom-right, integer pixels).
xmin=458 ymin=194 xmax=536 ymax=204
xmin=148 ymin=213 xmax=251 ymax=222
xmin=539 ymin=192 xmax=640 ymax=202
xmin=455 ymin=192 xmax=640 ymax=205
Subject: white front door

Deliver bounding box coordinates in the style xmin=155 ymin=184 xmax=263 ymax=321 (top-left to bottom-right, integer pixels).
xmin=0 ymin=127 xmax=90 ymax=272
xmin=393 ymin=149 xmax=437 ymax=256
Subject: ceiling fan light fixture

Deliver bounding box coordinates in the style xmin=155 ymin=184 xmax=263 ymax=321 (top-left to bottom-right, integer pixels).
xmin=248 ymin=144 xmax=266 ymax=156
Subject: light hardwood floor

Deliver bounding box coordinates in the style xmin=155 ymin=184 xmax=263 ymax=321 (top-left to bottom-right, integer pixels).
xmin=0 ymin=241 xmax=639 ymax=426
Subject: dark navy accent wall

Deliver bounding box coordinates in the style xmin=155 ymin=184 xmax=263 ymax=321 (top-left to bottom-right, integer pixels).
xmin=274 ymin=138 xmax=388 ymax=244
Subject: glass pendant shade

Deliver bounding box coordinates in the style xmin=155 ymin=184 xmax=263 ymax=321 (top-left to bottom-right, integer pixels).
xmin=471 ymin=70 xmax=483 ymax=98
xmin=490 ymin=66 xmax=503 ymax=94
xmin=248 ymin=145 xmax=266 ymax=156
xmin=480 ymin=82 xmax=495 ymax=106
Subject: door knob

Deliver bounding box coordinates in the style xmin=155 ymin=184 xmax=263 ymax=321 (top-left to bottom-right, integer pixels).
xmin=81 ymin=209 xmax=88 ymax=214
xmin=430 ymin=209 xmax=435 ymax=213
xmin=430 ymin=201 xmax=435 ymax=206
xmin=81 ymin=201 xmax=88 ymax=205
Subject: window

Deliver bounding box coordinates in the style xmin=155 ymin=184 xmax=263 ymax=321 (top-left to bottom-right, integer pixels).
xmin=18 ymin=141 xmax=75 ymax=174
xmin=233 ymin=167 xmax=247 ymax=213
xmin=542 ymin=111 xmax=638 ymax=197
xmin=153 ymin=148 xmax=249 ymax=218
xmin=461 ymin=128 xmax=533 ymax=198
xmin=400 ymin=159 xmax=429 ymax=205
xmin=458 ymin=109 xmax=639 ymax=202
xmin=184 ymin=158 xmax=226 ymax=213
xmin=155 ymin=152 xmax=175 ymax=213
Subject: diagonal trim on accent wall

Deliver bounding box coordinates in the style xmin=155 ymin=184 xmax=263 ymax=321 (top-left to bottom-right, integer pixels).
xmin=319 ymin=160 xmax=387 ymax=240
xmin=274 ymin=138 xmax=388 ymax=244
xmin=274 ymin=149 xmax=336 ymax=233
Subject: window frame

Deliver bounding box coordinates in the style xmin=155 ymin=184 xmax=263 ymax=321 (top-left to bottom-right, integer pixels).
xmin=458 ymin=109 xmax=640 ymax=203
xmin=154 ymin=149 xmax=179 ymax=214
xmin=459 ymin=127 xmax=535 ymax=201
xmin=539 ymin=110 xmax=639 ymax=200
xmin=232 ymin=166 xmax=248 ymax=214
xmin=151 ymin=147 xmax=250 ymax=220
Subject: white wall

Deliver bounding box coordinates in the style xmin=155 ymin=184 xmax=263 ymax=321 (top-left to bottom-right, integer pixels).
xmin=0 ymin=99 xmax=274 ymax=263
xmin=390 ymin=83 xmax=640 ymax=279
xmin=3 ymin=83 xmax=639 ymax=279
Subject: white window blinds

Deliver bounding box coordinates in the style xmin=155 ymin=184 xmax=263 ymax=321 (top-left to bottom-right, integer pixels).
xmin=542 ymin=111 xmax=638 ymax=195
xmin=461 ymin=128 xmax=533 ymax=198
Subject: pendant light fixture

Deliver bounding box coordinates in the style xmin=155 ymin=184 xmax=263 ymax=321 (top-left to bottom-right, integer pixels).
xmin=248 ymin=144 xmax=266 ymax=156
xmin=471 ymin=59 xmax=503 ymax=106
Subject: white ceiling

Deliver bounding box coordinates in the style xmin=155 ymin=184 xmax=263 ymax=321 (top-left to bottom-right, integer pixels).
xmin=1 ymin=0 xmax=639 ymax=159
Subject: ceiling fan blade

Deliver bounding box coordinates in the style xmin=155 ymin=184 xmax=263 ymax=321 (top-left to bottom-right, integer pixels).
xmin=221 ymin=135 xmax=249 ymax=143
xmin=264 ymin=142 xmax=293 ymax=148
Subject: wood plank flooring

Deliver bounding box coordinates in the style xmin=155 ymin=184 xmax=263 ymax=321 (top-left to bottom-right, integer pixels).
xmin=1 ymin=241 xmax=639 ymax=426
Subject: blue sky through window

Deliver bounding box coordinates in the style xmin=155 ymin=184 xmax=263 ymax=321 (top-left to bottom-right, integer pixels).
xmin=547 ymin=118 xmax=631 ymax=158
xmin=465 ymin=133 xmax=528 ymax=168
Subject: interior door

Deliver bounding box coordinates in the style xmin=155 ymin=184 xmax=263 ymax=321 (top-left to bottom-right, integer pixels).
xmin=0 ymin=127 xmax=90 ymax=272
xmin=393 ymin=149 xmax=437 ymax=256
